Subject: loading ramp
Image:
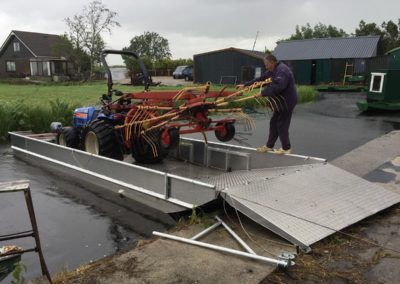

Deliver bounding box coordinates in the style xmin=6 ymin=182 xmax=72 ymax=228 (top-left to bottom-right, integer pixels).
xmin=217 ymin=163 xmax=400 ymax=252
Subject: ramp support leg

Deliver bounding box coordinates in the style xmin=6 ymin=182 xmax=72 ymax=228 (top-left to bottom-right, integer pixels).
xmin=153 ymin=215 xmax=289 ymax=267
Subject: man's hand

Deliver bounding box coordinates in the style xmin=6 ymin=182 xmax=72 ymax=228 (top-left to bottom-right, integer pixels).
xmin=235 ymin=84 xmax=244 ymax=89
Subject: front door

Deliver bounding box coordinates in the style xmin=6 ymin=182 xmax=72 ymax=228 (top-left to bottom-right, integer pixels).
xmin=310 ymin=60 xmax=317 ymax=85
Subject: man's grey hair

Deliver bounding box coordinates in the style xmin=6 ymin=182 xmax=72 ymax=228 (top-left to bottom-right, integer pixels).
xmin=264 ymin=54 xmax=278 ymax=63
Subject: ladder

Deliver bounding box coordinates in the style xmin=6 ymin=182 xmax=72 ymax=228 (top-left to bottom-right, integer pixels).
xmin=0 ymin=180 xmax=52 ymax=283
xmin=343 ymin=62 xmax=354 ymax=85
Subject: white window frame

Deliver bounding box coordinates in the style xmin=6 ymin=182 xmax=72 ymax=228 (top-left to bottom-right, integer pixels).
xmin=30 ymin=61 xmax=38 ymax=76
xmin=30 ymin=61 xmax=51 ymax=76
xmin=43 ymin=61 xmax=51 ymax=76
xmin=13 ymin=42 xmax=20 ymax=52
xmin=369 ymin=72 xmax=386 ymax=93
xmin=6 ymin=61 xmax=16 ymax=72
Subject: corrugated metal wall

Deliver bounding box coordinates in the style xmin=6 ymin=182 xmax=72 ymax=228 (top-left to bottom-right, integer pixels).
xmin=294 ymin=60 xmax=311 ymax=84
xmin=285 ymin=58 xmax=349 ymax=85
xmin=316 ymin=59 xmax=332 ymax=84
xmin=368 ymin=56 xmax=389 ymax=72
xmin=194 ymin=50 xmax=264 ymax=84
xmin=384 ymin=70 xmax=400 ymax=101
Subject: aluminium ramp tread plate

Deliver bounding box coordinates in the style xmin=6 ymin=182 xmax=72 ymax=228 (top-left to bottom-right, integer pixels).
xmin=199 ymin=164 xmax=317 ymax=190
xmin=221 ymin=163 xmax=400 ymax=251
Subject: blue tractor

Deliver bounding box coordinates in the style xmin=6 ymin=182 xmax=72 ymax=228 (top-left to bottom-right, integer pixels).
xmin=54 ymin=49 xmax=167 ymax=163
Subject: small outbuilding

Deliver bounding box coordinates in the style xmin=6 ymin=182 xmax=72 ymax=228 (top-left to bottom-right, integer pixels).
xmin=193 ymin=47 xmax=266 ymax=84
xmin=273 ymin=36 xmax=382 ymax=85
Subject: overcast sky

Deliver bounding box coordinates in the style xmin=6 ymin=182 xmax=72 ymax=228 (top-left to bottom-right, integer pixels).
xmin=1 ymin=0 xmax=399 ymax=63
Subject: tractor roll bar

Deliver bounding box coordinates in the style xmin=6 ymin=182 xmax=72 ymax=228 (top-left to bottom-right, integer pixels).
xmin=100 ymin=49 xmax=150 ymax=94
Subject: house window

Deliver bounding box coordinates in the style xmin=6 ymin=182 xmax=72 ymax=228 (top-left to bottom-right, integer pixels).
xmin=6 ymin=61 xmax=16 ymax=72
xmin=369 ymin=72 xmax=386 ymax=93
xmin=30 ymin=61 xmax=51 ymax=76
xmin=13 ymin=42 xmax=20 ymax=52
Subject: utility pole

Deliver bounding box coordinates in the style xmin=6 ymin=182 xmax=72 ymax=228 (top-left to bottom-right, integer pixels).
xmin=252 ymin=31 xmax=259 ymax=51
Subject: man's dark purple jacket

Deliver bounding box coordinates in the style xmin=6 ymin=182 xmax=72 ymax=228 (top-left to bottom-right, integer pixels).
xmin=244 ymin=62 xmax=298 ymax=111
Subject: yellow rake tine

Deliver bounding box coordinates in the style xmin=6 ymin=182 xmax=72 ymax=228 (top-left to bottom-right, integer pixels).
xmin=266 ymin=97 xmax=275 ymax=112
xmin=274 ymin=95 xmax=285 ymax=112
xmin=142 ymin=133 xmax=157 ymax=157
xmin=269 ymin=96 xmax=280 ymax=112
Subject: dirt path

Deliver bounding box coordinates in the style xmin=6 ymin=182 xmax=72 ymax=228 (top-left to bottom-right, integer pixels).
xmin=44 ymin=216 xmax=295 ymax=284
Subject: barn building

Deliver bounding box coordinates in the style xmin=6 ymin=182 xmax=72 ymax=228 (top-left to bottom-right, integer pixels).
xmin=274 ymin=36 xmax=382 ymax=85
xmin=193 ymin=47 xmax=266 ymax=84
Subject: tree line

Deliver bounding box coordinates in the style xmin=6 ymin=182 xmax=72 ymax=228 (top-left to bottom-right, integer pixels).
xmin=285 ymin=20 xmax=400 ymax=53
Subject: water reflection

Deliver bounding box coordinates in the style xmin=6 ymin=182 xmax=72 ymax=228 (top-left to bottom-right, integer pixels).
xmin=0 ymin=145 xmax=173 ymax=281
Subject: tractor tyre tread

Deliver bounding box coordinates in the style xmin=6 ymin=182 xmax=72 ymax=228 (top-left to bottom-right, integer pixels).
xmin=82 ymin=119 xmax=124 ymax=160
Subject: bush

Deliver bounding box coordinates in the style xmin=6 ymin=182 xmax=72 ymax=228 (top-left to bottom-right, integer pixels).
xmin=297 ymin=85 xmax=318 ymax=103
xmin=0 ymin=99 xmax=76 ymax=141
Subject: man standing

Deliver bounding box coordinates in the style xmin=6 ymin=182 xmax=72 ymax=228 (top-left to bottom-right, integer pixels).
xmin=237 ymin=55 xmax=297 ymax=154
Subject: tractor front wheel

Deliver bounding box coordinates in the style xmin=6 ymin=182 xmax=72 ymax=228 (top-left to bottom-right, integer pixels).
xmin=82 ymin=120 xmax=124 ymax=160
xmin=56 ymin=127 xmax=79 ymax=149
xmin=215 ymin=122 xmax=235 ymax=142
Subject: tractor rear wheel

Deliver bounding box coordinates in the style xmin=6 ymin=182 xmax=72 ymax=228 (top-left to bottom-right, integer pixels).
xmin=82 ymin=119 xmax=124 ymax=160
xmin=56 ymin=127 xmax=79 ymax=149
xmin=215 ymin=122 xmax=235 ymax=142
xmin=132 ymin=131 xmax=168 ymax=164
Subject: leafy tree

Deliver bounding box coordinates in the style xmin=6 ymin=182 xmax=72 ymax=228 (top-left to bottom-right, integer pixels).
xmin=65 ymin=0 xmax=120 ymax=79
xmin=52 ymin=34 xmax=90 ymax=73
xmin=65 ymin=14 xmax=86 ymax=51
xmin=287 ymin=22 xmax=347 ymax=40
xmin=355 ymin=19 xmax=400 ymax=53
xmin=381 ymin=20 xmax=400 ymax=52
xmin=301 ymin=23 xmax=313 ymax=39
xmin=355 ymin=20 xmax=382 ymax=36
xmin=123 ymin=32 xmax=171 ymax=72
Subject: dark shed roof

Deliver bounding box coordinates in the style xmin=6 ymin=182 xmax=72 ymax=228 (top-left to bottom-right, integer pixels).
xmin=194 ymin=47 xmax=265 ymax=59
xmin=0 ymin=30 xmax=63 ymax=57
xmin=274 ymin=36 xmax=381 ymax=60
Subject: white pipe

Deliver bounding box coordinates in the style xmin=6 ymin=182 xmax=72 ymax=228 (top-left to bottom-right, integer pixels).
xmin=191 ymin=221 xmax=222 ymax=240
xmin=153 ymin=231 xmax=288 ymax=267
xmin=215 ymin=216 xmax=256 ymax=255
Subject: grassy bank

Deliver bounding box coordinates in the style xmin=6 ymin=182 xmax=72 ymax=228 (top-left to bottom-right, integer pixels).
xmin=0 ymin=82 xmax=318 ymax=141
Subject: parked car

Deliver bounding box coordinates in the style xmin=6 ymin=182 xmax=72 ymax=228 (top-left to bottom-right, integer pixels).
xmin=172 ymin=65 xmax=189 ymax=79
xmin=182 ymin=66 xmax=193 ymax=81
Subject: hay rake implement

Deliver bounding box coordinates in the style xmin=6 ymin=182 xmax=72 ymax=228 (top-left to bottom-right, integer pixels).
xmin=53 ymin=50 xmax=272 ymax=163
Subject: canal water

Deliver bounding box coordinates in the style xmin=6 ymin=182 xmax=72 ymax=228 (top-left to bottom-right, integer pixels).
xmin=0 ymin=147 xmax=174 ymax=282
xmin=1 ymin=92 xmax=399 ymax=282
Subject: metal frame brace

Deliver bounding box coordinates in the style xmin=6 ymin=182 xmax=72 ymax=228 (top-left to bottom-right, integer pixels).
xmin=153 ymin=216 xmax=292 ymax=267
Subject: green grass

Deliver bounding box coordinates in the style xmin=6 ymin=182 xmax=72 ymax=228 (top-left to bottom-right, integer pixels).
xmin=0 ymin=82 xmax=318 ymax=141
xmin=0 ymin=82 xmax=138 ymax=106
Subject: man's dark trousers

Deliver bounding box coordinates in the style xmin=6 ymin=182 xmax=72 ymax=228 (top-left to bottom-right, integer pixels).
xmin=266 ymin=108 xmax=293 ymax=150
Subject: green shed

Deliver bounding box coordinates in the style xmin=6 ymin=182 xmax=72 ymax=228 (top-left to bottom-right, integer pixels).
xmin=193 ymin=48 xmax=265 ymax=84
xmin=357 ymin=69 xmax=400 ymax=111
xmin=274 ymin=36 xmax=382 ymax=85
xmin=387 ymin=47 xmax=400 ymax=69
